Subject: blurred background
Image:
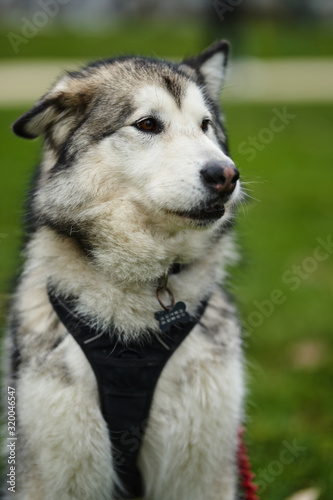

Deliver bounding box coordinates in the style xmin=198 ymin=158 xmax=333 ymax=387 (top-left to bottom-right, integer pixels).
xmin=0 ymin=1 xmax=332 ymax=499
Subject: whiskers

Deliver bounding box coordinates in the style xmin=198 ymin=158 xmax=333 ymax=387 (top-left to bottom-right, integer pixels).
xmin=236 ymin=177 xmax=264 ymax=217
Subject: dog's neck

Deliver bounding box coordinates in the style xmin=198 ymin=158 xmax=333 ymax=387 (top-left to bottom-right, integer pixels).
xmin=19 ymin=226 xmax=235 ymax=337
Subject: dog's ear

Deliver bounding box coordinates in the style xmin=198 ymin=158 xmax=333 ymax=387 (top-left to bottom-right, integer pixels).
xmin=12 ymin=74 xmax=92 ymax=140
xmin=182 ymin=40 xmax=229 ymax=103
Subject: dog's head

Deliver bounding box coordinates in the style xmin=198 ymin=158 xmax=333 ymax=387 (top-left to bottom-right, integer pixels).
xmin=13 ymin=42 xmax=242 ymax=276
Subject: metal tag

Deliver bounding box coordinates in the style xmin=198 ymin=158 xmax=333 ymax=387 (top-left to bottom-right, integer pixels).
xmin=154 ymin=301 xmax=190 ymax=331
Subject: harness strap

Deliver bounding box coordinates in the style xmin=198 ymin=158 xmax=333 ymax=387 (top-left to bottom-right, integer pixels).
xmin=48 ymin=287 xmax=208 ymax=499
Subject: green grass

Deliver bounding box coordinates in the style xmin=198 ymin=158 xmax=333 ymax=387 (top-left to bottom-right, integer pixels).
xmin=1 ymin=103 xmax=332 ymax=499
xmin=229 ymin=18 xmax=333 ymax=58
xmin=1 ymin=18 xmax=333 ymax=60
xmin=224 ymin=102 xmax=333 ymax=499
xmin=0 ymin=19 xmax=206 ymax=60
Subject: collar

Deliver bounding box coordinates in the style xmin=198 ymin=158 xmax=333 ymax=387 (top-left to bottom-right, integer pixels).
xmin=168 ymin=262 xmax=187 ymax=275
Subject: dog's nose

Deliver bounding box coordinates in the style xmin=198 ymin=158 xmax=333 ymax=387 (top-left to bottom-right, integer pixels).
xmin=200 ymin=161 xmax=239 ymax=194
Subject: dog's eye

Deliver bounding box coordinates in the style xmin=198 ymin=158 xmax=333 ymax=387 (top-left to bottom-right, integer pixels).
xmin=134 ymin=118 xmax=162 ymax=134
xmin=201 ymin=119 xmax=210 ymax=132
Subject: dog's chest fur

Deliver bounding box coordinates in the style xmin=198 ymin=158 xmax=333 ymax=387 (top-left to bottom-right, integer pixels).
xmin=6 ymin=231 xmax=244 ymax=500
xmin=11 ymin=265 xmax=243 ymax=500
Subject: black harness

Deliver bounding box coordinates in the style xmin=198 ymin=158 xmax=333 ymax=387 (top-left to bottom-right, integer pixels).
xmin=48 ymin=284 xmax=208 ymax=499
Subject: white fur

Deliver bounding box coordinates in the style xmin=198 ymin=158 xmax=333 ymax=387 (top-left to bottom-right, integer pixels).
xmin=199 ymin=52 xmax=228 ymax=101
xmin=17 ymin=337 xmax=115 ymax=500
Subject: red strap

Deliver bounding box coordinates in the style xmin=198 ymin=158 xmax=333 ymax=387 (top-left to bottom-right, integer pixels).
xmin=237 ymin=427 xmax=259 ymax=500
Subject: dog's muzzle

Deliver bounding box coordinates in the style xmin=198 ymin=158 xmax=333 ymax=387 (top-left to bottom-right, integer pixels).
xmin=175 ymin=161 xmax=239 ymax=224
xmin=200 ymin=160 xmax=239 ymax=198
xmin=170 ymin=161 xmax=239 ymax=224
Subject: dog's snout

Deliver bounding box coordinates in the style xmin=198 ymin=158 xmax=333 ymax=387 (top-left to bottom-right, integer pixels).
xmin=200 ymin=161 xmax=239 ymax=194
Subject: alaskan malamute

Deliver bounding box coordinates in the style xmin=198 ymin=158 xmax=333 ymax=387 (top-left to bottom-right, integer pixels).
xmin=3 ymin=41 xmax=245 ymax=499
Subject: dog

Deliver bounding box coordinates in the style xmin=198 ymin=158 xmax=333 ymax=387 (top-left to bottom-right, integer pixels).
xmin=3 ymin=40 xmax=245 ymax=500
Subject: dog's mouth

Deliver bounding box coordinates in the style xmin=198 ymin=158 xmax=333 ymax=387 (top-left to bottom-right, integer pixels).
xmin=173 ymin=202 xmax=225 ymax=223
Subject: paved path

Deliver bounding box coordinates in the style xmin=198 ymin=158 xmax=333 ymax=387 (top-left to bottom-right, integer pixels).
xmin=1 ymin=58 xmax=333 ymax=105
xmin=226 ymin=58 xmax=333 ymax=102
